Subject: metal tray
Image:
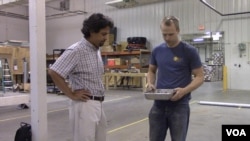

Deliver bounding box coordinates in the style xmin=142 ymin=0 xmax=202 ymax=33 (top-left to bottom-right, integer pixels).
xmin=144 ymin=89 xmax=175 ymax=100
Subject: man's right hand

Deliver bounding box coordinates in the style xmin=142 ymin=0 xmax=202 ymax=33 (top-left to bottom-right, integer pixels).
xmin=72 ymin=89 xmax=91 ymax=102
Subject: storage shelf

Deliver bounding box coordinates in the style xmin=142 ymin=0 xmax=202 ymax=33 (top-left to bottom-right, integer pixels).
xmin=101 ymin=51 xmax=140 ymax=56
xmin=101 ymin=49 xmax=150 ymax=56
xmin=101 ymin=50 xmax=151 ymax=70
xmin=104 ymin=64 xmax=141 ymax=69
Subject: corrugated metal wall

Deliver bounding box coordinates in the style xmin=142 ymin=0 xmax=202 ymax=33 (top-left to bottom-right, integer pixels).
xmin=1 ymin=0 xmax=249 ymax=89
xmin=86 ymin=0 xmax=249 ymax=48
xmin=0 ymin=6 xmax=28 ymax=41
xmin=89 ymin=0 xmax=250 ymax=90
xmin=47 ymin=0 xmax=250 ymax=90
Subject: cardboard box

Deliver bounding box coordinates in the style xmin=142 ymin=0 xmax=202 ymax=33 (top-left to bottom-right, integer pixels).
xmin=114 ymin=58 xmax=121 ymax=65
xmin=116 ymin=44 xmax=122 ymax=52
xmin=24 ymin=83 xmax=30 ymax=91
xmin=107 ymin=59 xmax=115 ymax=66
xmin=100 ymin=45 xmax=113 ymax=52
xmin=130 ymin=57 xmax=140 ymax=64
xmin=103 ymin=34 xmax=114 ymax=46
xmin=119 ymin=41 xmax=128 ymax=51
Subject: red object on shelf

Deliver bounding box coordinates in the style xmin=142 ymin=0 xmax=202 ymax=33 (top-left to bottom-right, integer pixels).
xmin=107 ymin=59 xmax=115 ymax=66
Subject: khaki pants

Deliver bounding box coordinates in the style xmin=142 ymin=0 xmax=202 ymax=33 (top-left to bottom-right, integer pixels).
xmin=69 ymin=100 xmax=107 ymax=141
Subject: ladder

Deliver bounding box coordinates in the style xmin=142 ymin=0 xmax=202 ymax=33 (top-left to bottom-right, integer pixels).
xmin=0 ymin=58 xmax=13 ymax=93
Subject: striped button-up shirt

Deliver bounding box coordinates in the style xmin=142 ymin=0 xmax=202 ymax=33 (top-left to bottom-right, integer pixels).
xmin=50 ymin=37 xmax=105 ymax=96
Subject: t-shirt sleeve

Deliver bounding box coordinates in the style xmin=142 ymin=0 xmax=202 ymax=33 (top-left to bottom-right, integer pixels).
xmin=189 ymin=47 xmax=202 ymax=70
xmin=150 ymin=48 xmax=157 ymax=66
xmin=50 ymin=49 xmax=78 ymax=79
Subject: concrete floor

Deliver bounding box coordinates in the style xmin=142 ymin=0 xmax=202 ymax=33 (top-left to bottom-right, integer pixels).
xmin=1 ymin=81 xmax=250 ymax=141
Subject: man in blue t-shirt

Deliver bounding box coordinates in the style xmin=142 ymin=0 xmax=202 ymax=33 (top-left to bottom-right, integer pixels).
xmin=147 ymin=16 xmax=204 ymax=141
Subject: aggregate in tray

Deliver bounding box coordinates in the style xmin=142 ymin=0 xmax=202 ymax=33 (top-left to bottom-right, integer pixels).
xmin=144 ymin=89 xmax=175 ymax=100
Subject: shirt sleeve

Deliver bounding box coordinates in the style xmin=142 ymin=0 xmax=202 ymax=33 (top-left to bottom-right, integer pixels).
xmin=189 ymin=47 xmax=202 ymax=70
xmin=50 ymin=49 xmax=78 ymax=79
xmin=150 ymin=48 xmax=157 ymax=66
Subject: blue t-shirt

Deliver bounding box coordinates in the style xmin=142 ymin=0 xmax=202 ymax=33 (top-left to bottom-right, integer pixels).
xmin=150 ymin=41 xmax=202 ymax=104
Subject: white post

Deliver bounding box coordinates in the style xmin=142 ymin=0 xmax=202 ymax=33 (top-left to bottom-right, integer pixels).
xmin=29 ymin=0 xmax=48 ymax=141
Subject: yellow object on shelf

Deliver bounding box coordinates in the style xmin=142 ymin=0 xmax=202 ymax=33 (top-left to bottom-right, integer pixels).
xmin=223 ymin=65 xmax=227 ymax=91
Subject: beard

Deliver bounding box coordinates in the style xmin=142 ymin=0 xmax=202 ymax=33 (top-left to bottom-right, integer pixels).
xmin=99 ymin=40 xmax=106 ymax=46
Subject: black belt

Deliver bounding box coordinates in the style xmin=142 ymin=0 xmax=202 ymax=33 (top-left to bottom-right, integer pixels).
xmin=88 ymin=95 xmax=104 ymax=102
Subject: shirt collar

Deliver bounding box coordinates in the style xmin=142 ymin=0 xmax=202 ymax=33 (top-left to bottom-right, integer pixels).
xmin=81 ymin=37 xmax=99 ymax=51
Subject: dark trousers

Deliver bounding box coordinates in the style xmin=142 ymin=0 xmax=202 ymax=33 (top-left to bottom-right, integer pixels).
xmin=149 ymin=102 xmax=190 ymax=141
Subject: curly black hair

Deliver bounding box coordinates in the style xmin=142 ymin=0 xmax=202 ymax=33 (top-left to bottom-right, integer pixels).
xmin=81 ymin=13 xmax=114 ymax=38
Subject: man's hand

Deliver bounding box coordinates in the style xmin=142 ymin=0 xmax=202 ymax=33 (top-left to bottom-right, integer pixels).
xmin=72 ymin=89 xmax=91 ymax=102
xmin=170 ymin=87 xmax=186 ymax=101
xmin=146 ymin=83 xmax=156 ymax=92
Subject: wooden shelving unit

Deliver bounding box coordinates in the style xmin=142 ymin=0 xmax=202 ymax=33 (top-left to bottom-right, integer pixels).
xmin=0 ymin=46 xmax=29 ymax=85
xmin=104 ymin=64 xmax=141 ymax=69
xmin=101 ymin=49 xmax=151 ymax=70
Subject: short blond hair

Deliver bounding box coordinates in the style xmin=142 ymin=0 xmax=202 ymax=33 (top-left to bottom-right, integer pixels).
xmin=162 ymin=16 xmax=180 ymax=31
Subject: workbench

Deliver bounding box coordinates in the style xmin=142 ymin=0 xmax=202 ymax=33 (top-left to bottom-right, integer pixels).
xmin=104 ymin=72 xmax=147 ymax=92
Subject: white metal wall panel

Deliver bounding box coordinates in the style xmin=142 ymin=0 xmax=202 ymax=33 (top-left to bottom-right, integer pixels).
xmin=44 ymin=0 xmax=250 ymax=90
xmin=102 ymin=0 xmax=165 ymax=49
xmin=219 ymin=0 xmax=250 ymax=90
xmin=0 ymin=6 xmax=28 ymax=41
xmin=0 ymin=16 xmax=28 ymax=41
xmin=46 ymin=14 xmax=85 ymax=53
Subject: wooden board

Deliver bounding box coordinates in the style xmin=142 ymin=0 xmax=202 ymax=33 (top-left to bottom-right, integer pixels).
xmin=0 ymin=46 xmax=29 ymax=75
xmin=104 ymin=73 xmax=147 ymax=92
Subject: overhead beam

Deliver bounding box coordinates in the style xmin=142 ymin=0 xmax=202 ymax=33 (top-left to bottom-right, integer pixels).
xmin=0 ymin=0 xmax=58 ymax=9
xmin=105 ymin=0 xmax=165 ymax=8
xmin=200 ymin=0 xmax=250 ymax=16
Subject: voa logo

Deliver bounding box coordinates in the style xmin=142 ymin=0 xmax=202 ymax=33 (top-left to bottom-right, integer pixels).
xmin=226 ymin=129 xmax=246 ymax=136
